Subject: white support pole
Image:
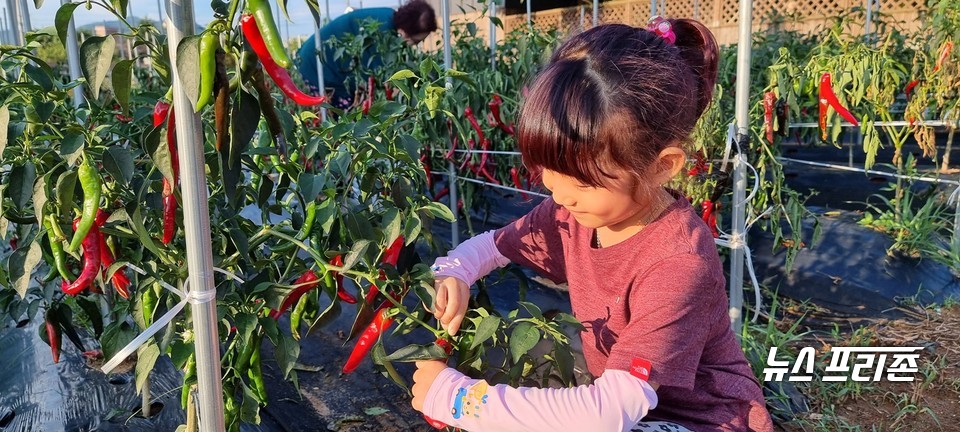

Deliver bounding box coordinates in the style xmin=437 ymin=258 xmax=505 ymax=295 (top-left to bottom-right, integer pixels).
xmin=6 ymin=0 xmax=22 ymax=46
xmin=864 ymin=0 xmax=873 ymax=44
xmin=0 ymin=7 xmax=7 ymax=44
xmin=62 ymin=0 xmax=84 ymax=108
xmin=579 ymin=5 xmax=584 ymax=29
xmin=694 ymin=0 xmax=699 ymax=19
xmin=650 ymin=0 xmax=656 ymax=17
xmin=441 ymin=0 xmax=458 ymax=247
xmin=526 ymin=0 xmax=531 ymax=25
xmin=165 ymin=0 xmax=226 ymax=429
xmin=489 ymin=0 xmax=496 ymax=69
xmin=16 ymin=0 xmax=29 ymax=34
xmin=592 ymin=0 xmax=598 ymax=26
xmin=730 ymin=0 xmax=754 ymax=338
xmin=273 ymin=0 xmax=284 ymax=49
xmin=312 ymin=7 xmax=327 ymax=122
xmin=156 ymin=0 xmax=165 ymax=33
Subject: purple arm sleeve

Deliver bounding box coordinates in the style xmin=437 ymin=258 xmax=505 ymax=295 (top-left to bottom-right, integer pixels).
xmin=431 ymin=231 xmax=511 ymax=286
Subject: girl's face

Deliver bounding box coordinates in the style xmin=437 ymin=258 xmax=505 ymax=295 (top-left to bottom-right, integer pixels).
xmin=538 ymin=146 xmax=687 ymax=232
xmin=540 ymin=168 xmax=650 ymax=231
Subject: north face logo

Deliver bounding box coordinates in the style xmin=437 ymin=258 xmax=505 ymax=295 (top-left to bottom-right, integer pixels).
xmin=630 ymin=358 xmax=652 ymax=381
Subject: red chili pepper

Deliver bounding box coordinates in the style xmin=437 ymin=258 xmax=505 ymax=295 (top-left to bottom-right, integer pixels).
xmin=46 ymin=311 xmax=61 ymax=364
xmin=688 ymin=152 xmax=708 ymax=176
xmin=384 ymin=83 xmax=394 ymax=101
xmin=464 ymin=106 xmax=484 ymax=142
xmin=240 ymin=14 xmax=326 ymax=107
xmin=424 ymin=415 xmax=447 ymax=429
xmin=331 ymin=255 xmax=357 ymax=304
xmin=367 ymin=76 xmax=376 ymax=102
xmin=701 ymin=201 xmax=719 ymax=238
xmin=818 ymin=73 xmax=859 ymax=140
xmin=62 ymin=220 xmax=101 ymax=296
xmin=708 ymin=203 xmax=720 ymax=238
xmin=435 ymin=337 xmax=454 ymax=356
xmin=459 ymin=139 xmax=475 ymax=171
xmin=382 ymin=235 xmax=405 ymax=267
xmin=478 ymin=138 xmax=491 ymax=173
xmin=270 ymin=270 xmax=321 ymax=320
xmin=433 ymin=186 xmax=449 ymax=202
xmin=423 ymin=161 xmax=433 ymax=190
xmin=167 ymin=106 xmax=179 ymax=184
xmin=98 ymin=231 xmax=130 ymax=299
xmin=162 ymin=183 xmax=177 ymax=245
xmin=934 ymin=41 xmax=953 ymax=73
xmin=153 ymin=101 xmax=171 ymax=128
xmin=904 ymin=80 xmax=920 ymax=100
xmin=94 ymin=210 xmax=129 ymax=298
xmin=445 ymin=136 xmax=458 ymax=160
xmin=114 ymin=114 xmax=133 ymax=123
xmin=488 ymin=94 xmax=515 ymax=135
xmin=362 ymin=99 xmax=371 ymax=115
xmin=510 ymin=167 xmax=528 ymax=199
xmin=763 ymin=92 xmax=776 ymax=144
xmin=342 ymin=305 xmax=394 ymax=373
xmin=489 ymin=94 xmax=503 ymax=125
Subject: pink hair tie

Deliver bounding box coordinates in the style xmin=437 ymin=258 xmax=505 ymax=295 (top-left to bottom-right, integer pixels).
xmin=646 ymin=16 xmax=676 ymax=45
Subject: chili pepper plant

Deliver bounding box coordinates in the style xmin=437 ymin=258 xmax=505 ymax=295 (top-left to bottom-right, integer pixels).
xmin=0 ymin=1 xmax=583 ymax=430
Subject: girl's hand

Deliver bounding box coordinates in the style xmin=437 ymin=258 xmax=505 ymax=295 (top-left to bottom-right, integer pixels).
xmin=433 ymin=276 xmax=470 ymax=335
xmin=412 ymin=360 xmax=449 ymax=412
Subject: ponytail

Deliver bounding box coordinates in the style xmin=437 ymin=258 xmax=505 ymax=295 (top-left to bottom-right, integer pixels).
xmin=669 ymin=19 xmax=720 ymax=117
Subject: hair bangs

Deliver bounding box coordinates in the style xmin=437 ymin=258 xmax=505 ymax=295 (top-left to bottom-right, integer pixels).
xmin=516 ymin=61 xmax=618 ymax=188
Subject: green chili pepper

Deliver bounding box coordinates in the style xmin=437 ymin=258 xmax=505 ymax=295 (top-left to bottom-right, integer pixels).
xmin=44 ymin=215 xmax=75 ymax=282
xmin=181 ymin=353 xmax=196 ymax=408
xmin=195 ymin=30 xmax=219 ymax=112
xmin=247 ymin=333 xmax=267 ymax=402
xmin=142 ymin=282 xmax=160 ymax=327
xmin=290 ymin=293 xmax=309 ymax=341
xmin=274 ymin=201 xmax=316 ymax=252
xmin=234 ymin=332 xmax=257 ymax=378
xmin=246 ymin=0 xmax=292 ymax=68
xmin=68 ymin=157 xmax=102 ymax=253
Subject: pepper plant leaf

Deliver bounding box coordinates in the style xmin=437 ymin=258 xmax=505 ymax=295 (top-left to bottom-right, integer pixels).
xmin=112 ymin=60 xmax=134 ymax=115
xmin=55 ymin=2 xmax=81 ymax=47
xmin=79 ymin=35 xmax=116 ymax=97
xmin=175 ymin=35 xmax=202 ymax=110
xmin=9 ymin=240 xmax=42 ymax=298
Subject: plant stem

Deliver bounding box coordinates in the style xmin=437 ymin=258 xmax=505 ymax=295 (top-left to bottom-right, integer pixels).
xmin=141 ymin=372 xmax=152 ymax=417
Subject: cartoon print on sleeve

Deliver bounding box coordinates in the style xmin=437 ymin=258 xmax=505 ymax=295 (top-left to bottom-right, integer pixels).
xmin=451 ymin=381 xmax=490 ymax=419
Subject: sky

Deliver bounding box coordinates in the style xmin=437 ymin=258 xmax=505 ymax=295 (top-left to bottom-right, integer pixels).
xmin=14 ymin=0 xmax=405 ymax=41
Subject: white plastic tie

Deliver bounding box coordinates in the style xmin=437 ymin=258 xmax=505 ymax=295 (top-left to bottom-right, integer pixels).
xmin=948 ymin=184 xmax=960 ymax=207
xmin=100 ymin=266 xmax=241 ymax=374
xmin=715 ymin=231 xmax=763 ymax=323
xmin=721 ymin=123 xmax=735 ymax=172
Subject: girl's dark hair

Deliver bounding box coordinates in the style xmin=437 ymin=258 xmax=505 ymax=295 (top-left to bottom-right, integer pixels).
xmin=393 ymin=0 xmax=438 ymax=35
xmin=517 ymin=20 xmax=719 ymax=188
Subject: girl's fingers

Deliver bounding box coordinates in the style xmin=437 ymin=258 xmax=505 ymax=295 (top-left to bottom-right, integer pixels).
xmin=439 ymin=280 xmax=461 ymax=330
xmin=447 ymin=313 xmax=465 ymax=336
xmin=434 ymin=279 xmax=447 ymax=318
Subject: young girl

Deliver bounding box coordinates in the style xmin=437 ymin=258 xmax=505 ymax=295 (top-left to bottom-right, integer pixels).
xmin=410 ymin=19 xmax=774 ymax=432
